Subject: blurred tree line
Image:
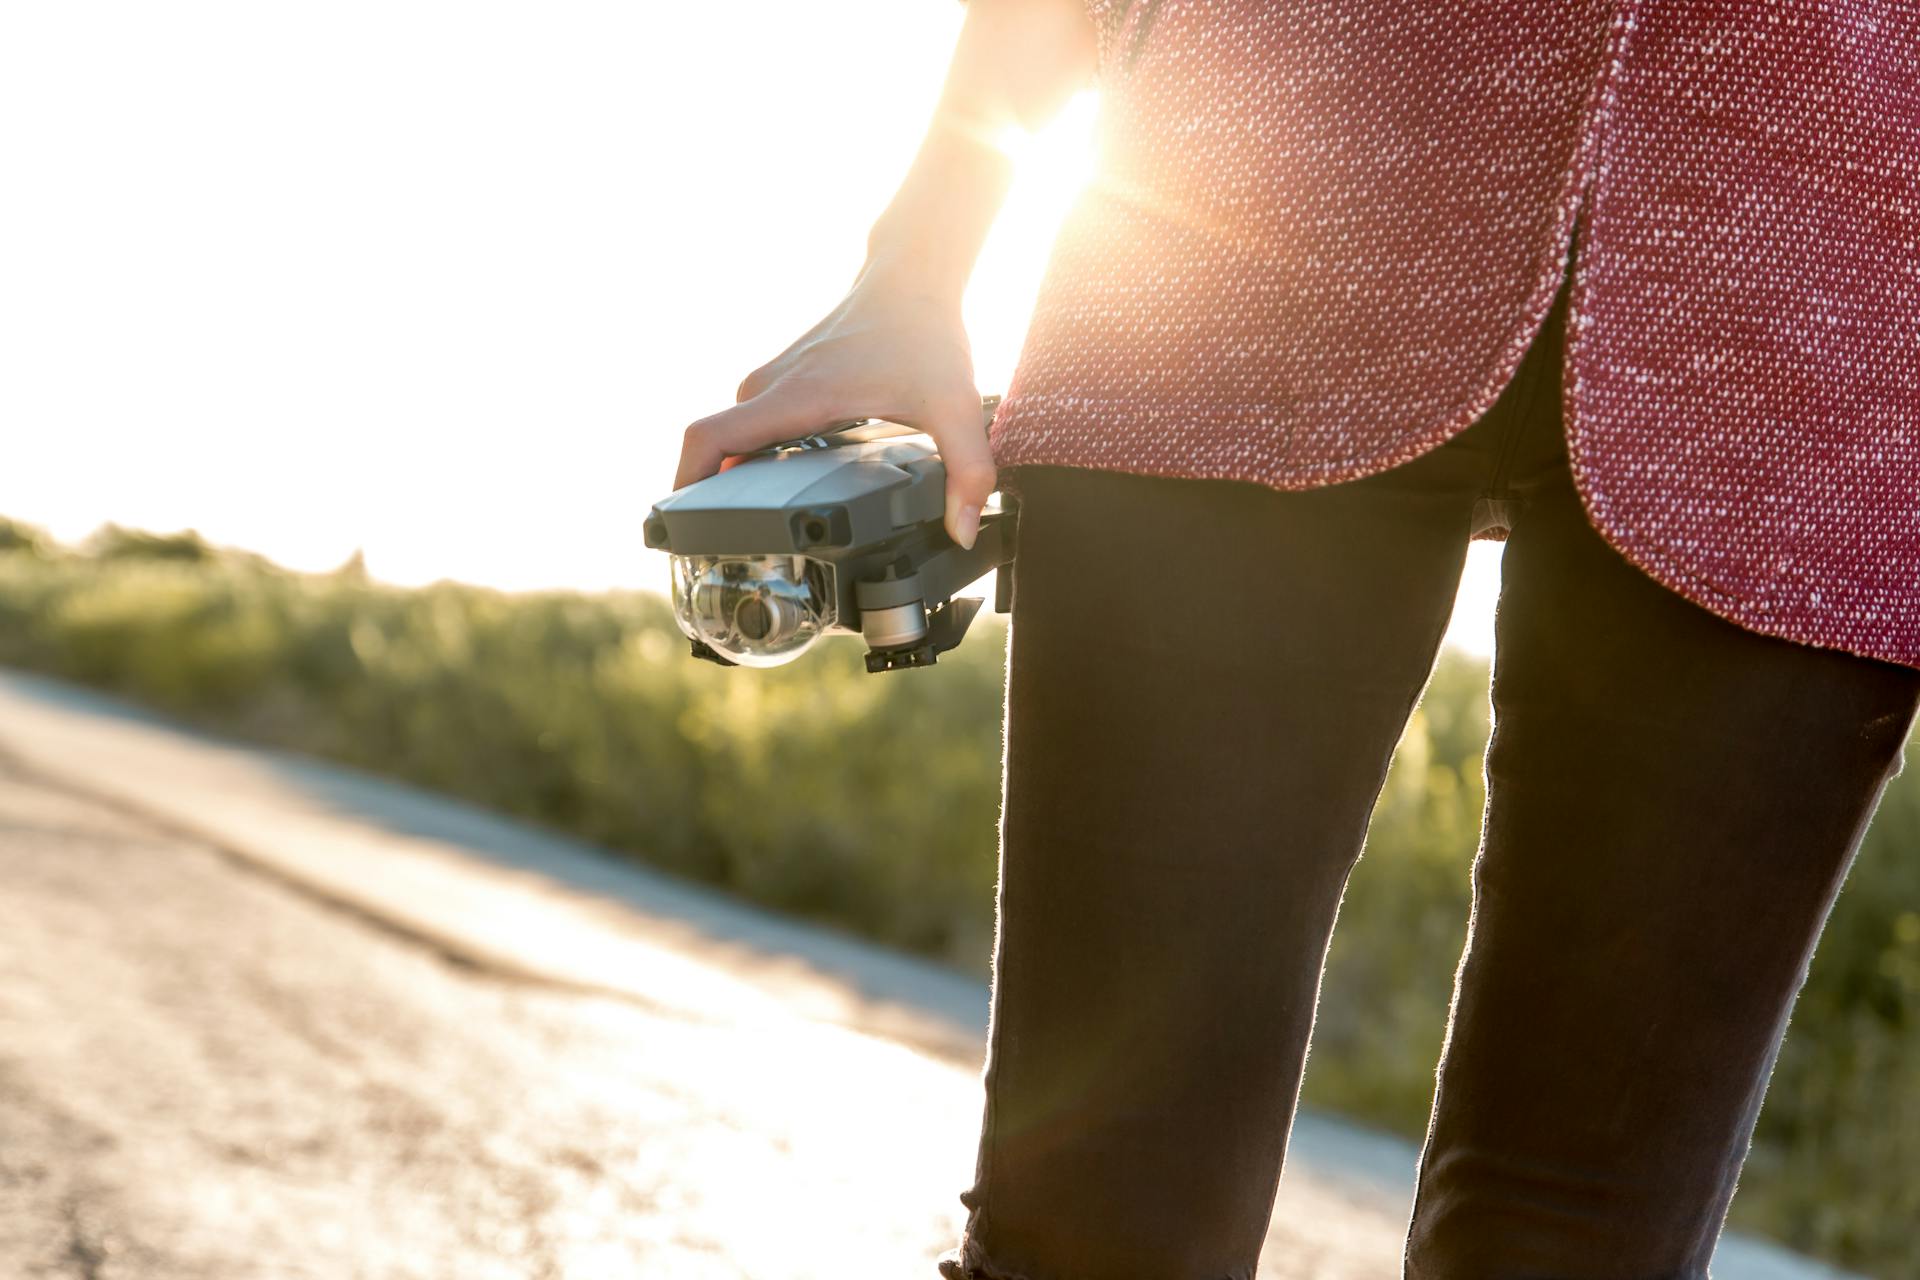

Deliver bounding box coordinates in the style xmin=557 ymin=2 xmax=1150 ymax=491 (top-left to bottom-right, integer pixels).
xmin=0 ymin=516 xmax=1915 ymax=1272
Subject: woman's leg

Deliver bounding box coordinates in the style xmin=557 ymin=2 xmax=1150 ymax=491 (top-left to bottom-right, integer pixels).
xmin=1402 ymin=398 xmax=1920 ymax=1275
xmin=939 ymin=438 xmax=1488 ymax=1280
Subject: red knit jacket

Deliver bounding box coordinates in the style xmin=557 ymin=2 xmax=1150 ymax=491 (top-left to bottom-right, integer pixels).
xmin=989 ymin=1 xmax=1920 ymax=671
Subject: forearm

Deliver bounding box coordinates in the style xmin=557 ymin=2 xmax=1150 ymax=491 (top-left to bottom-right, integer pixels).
xmin=863 ymin=0 xmax=1096 ymax=300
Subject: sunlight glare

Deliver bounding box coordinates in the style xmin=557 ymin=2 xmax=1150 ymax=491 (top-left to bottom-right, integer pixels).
xmin=967 ymin=91 xmax=1100 ymax=392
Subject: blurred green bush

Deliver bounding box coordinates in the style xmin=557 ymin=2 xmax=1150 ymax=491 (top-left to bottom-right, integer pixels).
xmin=0 ymin=516 xmax=1913 ymax=1272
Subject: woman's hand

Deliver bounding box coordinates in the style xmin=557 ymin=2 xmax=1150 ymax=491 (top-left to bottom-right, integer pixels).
xmin=675 ymin=261 xmax=996 ymax=550
xmin=673 ymin=0 xmax=1095 ymax=551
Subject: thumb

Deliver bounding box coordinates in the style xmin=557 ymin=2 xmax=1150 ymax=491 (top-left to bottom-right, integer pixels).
xmin=930 ymin=407 xmax=998 ymax=551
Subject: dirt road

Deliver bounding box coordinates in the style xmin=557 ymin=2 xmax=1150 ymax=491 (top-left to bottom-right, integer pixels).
xmin=0 ymin=758 xmax=1407 ymax=1279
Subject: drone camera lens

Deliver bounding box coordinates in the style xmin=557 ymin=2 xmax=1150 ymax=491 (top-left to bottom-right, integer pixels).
xmin=669 ymin=554 xmax=837 ymax=668
xmin=735 ymin=595 xmax=777 ymax=641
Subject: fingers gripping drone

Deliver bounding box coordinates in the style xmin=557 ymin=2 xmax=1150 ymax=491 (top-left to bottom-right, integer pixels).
xmin=644 ymin=398 xmax=1015 ymax=673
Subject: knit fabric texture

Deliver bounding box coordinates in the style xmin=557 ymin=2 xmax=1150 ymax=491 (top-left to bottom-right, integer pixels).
xmin=989 ymin=1 xmax=1920 ymax=670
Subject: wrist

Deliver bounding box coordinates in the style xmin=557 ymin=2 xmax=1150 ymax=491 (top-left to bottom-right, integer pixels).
xmin=863 ymin=122 xmax=1016 ymax=302
xmin=855 ymin=237 xmax=973 ymax=308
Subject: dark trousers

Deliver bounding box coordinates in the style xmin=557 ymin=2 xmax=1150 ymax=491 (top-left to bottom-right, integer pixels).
xmin=939 ymin=278 xmax=1920 ymax=1279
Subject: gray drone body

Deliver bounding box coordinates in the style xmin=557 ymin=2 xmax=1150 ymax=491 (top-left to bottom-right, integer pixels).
xmin=643 ymin=407 xmax=1015 ymax=673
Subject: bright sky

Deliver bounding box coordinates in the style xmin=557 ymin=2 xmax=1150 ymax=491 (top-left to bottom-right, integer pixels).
xmin=0 ymin=1 xmax=1502 ymax=655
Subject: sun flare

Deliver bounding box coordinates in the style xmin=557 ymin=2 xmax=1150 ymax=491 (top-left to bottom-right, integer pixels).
xmin=966 ymin=91 xmax=1101 ymax=391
